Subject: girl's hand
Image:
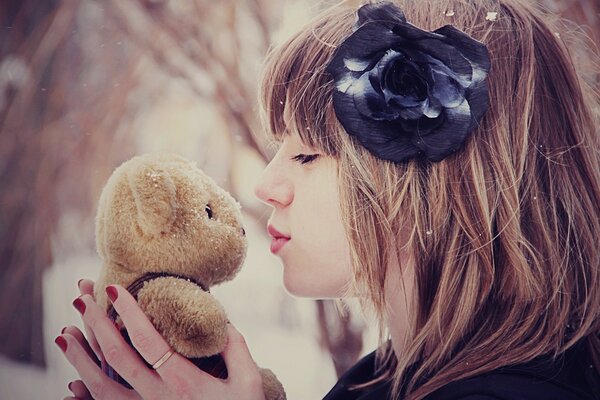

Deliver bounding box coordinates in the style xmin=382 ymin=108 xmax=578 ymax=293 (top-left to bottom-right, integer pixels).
xmin=56 ymin=282 xmax=266 ymax=400
xmin=75 ymin=279 xmax=103 ymax=360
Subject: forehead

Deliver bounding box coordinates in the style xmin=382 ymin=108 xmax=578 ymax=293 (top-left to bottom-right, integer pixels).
xmin=278 ymin=90 xmax=337 ymax=154
xmin=283 ymin=95 xmax=293 ymax=128
xmin=278 ymin=92 xmax=316 ymax=148
xmin=274 ymin=126 xmax=307 ymax=153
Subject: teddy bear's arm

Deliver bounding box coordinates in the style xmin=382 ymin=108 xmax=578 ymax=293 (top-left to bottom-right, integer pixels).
xmin=136 ymin=276 xmax=228 ymax=358
xmin=260 ymin=367 xmax=287 ymax=400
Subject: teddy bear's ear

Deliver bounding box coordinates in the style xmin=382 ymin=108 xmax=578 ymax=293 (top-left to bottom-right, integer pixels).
xmin=127 ymin=162 xmax=177 ymax=237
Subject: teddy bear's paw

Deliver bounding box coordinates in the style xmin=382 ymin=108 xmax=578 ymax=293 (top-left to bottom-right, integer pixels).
xmin=259 ymin=367 xmax=287 ymax=400
xmin=137 ymin=276 xmax=229 ymax=358
xmin=171 ymin=321 xmax=228 ymax=358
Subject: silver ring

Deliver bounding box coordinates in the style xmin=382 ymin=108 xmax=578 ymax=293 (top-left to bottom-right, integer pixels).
xmin=152 ymin=349 xmax=175 ymax=370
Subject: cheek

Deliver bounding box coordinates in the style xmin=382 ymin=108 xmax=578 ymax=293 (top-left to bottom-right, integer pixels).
xmin=277 ymin=157 xmax=356 ymax=298
xmin=283 ymin=191 xmax=353 ymax=297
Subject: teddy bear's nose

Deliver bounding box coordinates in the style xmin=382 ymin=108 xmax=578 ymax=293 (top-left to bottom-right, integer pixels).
xmin=241 ymin=227 xmax=246 ymax=236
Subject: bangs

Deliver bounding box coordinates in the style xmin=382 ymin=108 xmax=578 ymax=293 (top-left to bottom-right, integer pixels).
xmin=258 ymin=4 xmax=356 ymax=155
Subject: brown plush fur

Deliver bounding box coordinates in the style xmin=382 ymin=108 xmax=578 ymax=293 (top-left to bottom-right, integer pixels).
xmin=94 ymin=153 xmax=285 ymax=400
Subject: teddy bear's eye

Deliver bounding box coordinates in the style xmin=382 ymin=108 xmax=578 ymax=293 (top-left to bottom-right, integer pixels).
xmin=205 ymin=205 xmax=213 ymax=219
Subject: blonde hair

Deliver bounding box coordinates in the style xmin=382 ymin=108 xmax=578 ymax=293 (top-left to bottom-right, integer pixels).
xmin=259 ymin=0 xmax=600 ymax=398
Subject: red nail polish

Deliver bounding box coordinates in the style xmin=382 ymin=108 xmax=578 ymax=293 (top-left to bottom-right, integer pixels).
xmin=73 ymin=297 xmax=86 ymax=314
xmin=106 ymin=285 xmax=118 ymax=302
xmin=61 ymin=326 xmax=67 ymax=334
xmin=55 ymin=336 xmax=68 ymax=352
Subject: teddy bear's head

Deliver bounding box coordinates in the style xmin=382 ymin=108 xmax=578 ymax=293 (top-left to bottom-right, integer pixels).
xmin=95 ymin=153 xmax=247 ymax=289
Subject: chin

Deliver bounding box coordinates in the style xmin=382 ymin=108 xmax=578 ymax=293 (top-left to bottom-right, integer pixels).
xmin=282 ymin=268 xmax=347 ymax=299
xmin=282 ymin=271 xmax=314 ymax=297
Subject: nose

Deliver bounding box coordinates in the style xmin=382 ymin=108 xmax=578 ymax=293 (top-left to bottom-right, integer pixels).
xmin=254 ymin=158 xmax=293 ymax=208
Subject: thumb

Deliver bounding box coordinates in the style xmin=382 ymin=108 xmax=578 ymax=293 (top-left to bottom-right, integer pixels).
xmin=221 ymin=323 xmax=259 ymax=380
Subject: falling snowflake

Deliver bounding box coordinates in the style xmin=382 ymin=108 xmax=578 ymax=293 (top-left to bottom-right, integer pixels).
xmin=485 ymin=11 xmax=498 ymax=21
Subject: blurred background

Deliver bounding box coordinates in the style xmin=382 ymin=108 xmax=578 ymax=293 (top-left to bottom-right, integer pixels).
xmin=0 ymin=0 xmax=598 ymax=399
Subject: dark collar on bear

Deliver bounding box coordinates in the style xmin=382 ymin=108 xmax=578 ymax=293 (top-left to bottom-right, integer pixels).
xmin=107 ymin=271 xmax=209 ymax=322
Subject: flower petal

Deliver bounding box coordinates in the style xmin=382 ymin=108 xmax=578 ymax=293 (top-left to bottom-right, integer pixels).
xmin=421 ymin=97 xmax=443 ymax=119
xmin=378 ymin=136 xmax=421 ymax=162
xmin=352 ymin=73 xmax=399 ymax=120
xmin=391 ymin=20 xmax=439 ymax=41
xmin=412 ymin=38 xmax=473 ymax=79
xmin=434 ymin=25 xmax=491 ymax=80
xmin=388 ymin=93 xmax=425 ymax=108
xmin=464 ymin=78 xmax=490 ymax=130
xmin=415 ymin=99 xmax=472 ymax=161
xmin=327 ymin=24 xmax=398 ymax=80
xmin=430 ymin=70 xmax=464 ymax=108
xmin=398 ymin=113 xmax=444 ymax=136
xmin=356 ymin=2 xmax=407 ymax=28
xmin=335 ymin=73 xmax=355 ymax=94
xmin=368 ymin=50 xmax=402 ymax=96
xmin=398 ymin=104 xmax=427 ymax=120
xmin=344 ymin=58 xmax=372 ymax=72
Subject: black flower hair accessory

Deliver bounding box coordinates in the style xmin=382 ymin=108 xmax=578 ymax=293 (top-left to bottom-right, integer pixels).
xmin=326 ymin=2 xmax=491 ymax=163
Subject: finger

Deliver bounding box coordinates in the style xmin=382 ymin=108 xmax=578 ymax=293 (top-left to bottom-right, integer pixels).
xmin=77 ymin=279 xmax=102 ymax=358
xmin=78 ymin=279 xmax=95 ymax=298
xmin=69 ymin=379 xmax=93 ymax=400
xmin=74 ymin=294 xmax=162 ymax=397
xmin=62 ymin=326 xmax=100 ymax=367
xmin=56 ymin=333 xmax=134 ymax=400
xmin=221 ymin=324 xmax=260 ymax=381
xmin=105 ymin=286 xmax=175 ymax=366
xmin=105 ymin=285 xmax=206 ymax=382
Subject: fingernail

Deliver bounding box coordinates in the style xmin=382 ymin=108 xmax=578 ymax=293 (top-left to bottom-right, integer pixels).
xmin=61 ymin=326 xmax=67 ymax=334
xmin=77 ymin=278 xmax=83 ymax=289
xmin=106 ymin=285 xmax=118 ymax=302
xmin=73 ymin=297 xmax=86 ymax=314
xmin=55 ymin=336 xmax=68 ymax=352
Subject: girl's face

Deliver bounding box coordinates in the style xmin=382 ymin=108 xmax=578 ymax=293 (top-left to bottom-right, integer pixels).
xmin=254 ymin=131 xmax=353 ymax=298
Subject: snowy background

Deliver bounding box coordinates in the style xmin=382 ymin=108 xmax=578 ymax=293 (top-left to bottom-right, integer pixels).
xmin=0 ymin=212 xmax=377 ymax=400
xmin=2 ymin=0 xmax=598 ymax=398
xmin=0 ymin=1 xmax=379 ymax=398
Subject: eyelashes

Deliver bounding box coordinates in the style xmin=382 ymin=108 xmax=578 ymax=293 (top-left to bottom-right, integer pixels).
xmin=291 ymin=154 xmax=320 ymax=164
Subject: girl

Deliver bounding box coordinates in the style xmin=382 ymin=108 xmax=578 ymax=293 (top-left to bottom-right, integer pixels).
xmin=57 ymin=0 xmax=600 ymax=399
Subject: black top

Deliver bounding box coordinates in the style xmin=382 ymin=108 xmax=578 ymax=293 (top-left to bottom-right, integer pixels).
xmin=323 ymin=342 xmax=600 ymax=399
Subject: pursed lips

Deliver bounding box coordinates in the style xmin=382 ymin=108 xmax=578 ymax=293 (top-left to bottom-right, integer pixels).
xmin=267 ymin=224 xmax=290 ymax=254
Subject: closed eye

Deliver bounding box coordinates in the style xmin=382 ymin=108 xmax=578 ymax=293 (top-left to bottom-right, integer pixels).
xmin=291 ymin=154 xmax=320 ymax=164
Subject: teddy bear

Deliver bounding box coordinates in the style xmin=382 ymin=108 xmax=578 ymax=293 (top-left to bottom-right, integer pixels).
xmin=93 ymin=153 xmax=286 ymax=400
